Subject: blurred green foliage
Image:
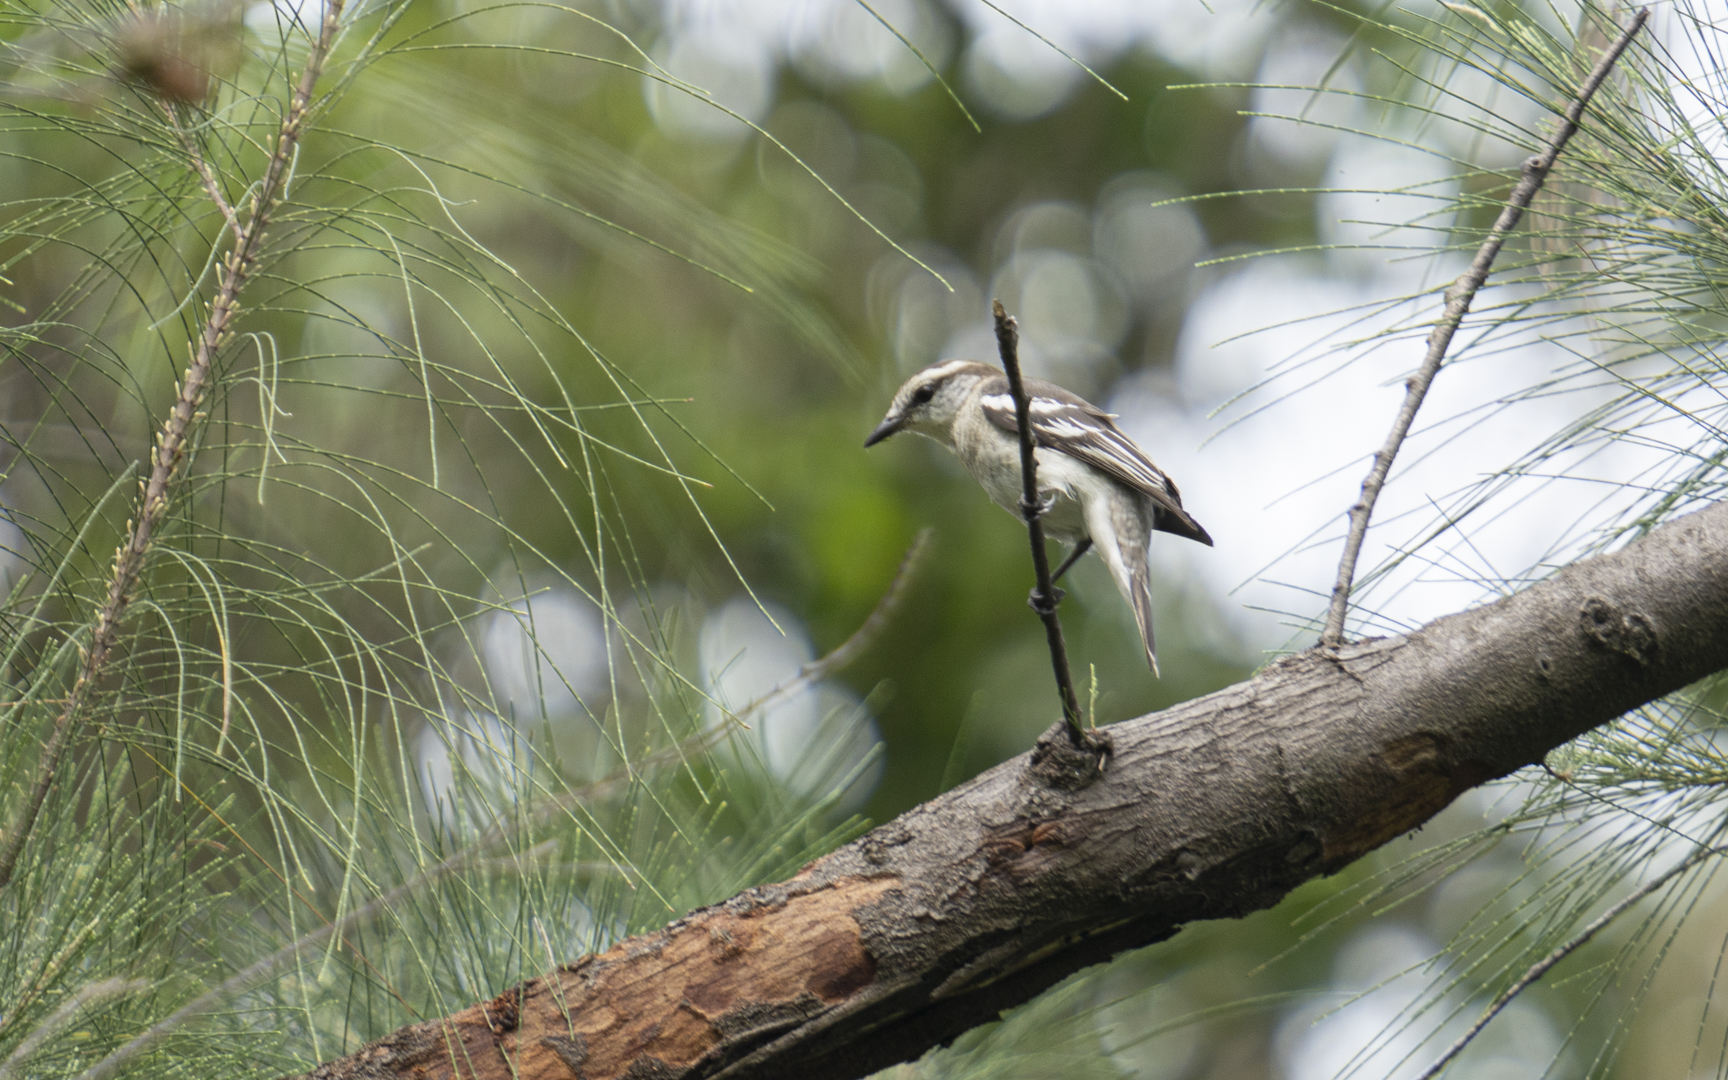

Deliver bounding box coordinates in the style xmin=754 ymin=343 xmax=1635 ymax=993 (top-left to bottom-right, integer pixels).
xmin=6 ymin=0 xmax=1727 ymax=1077
xmin=407 ymin=23 xmax=1297 ymax=817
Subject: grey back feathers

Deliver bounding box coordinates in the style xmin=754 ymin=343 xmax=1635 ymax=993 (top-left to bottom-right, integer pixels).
xmin=974 ymin=375 xmax=1212 ymax=546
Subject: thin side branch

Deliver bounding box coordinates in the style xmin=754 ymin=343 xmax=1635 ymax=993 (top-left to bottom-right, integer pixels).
xmin=166 ymin=104 xmax=238 ymax=233
xmin=1411 ymin=843 xmax=1708 ymax=1080
xmin=991 ymin=300 xmax=1085 ymax=747
xmin=737 ymin=526 xmax=933 ymax=721
xmin=1320 ymin=8 xmax=1649 ymax=648
xmin=0 ymin=0 xmax=349 ymax=891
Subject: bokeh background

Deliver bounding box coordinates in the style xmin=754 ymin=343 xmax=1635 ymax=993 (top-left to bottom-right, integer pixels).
xmin=6 ymin=0 xmax=1728 ymax=1075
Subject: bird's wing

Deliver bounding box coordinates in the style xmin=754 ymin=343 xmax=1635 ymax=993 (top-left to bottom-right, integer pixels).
xmin=978 ymin=376 xmax=1213 ymax=546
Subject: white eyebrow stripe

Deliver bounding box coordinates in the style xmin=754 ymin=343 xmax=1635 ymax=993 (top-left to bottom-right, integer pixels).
xmin=921 ymin=359 xmax=975 ymax=381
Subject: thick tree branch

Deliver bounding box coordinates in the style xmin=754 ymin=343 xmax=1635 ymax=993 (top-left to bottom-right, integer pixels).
xmin=1320 ymin=8 xmax=1649 ymax=648
xmin=293 ymin=499 xmax=1728 ymax=1080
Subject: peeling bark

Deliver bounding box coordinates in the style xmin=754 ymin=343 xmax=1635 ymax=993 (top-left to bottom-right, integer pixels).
xmin=293 ymin=501 xmax=1728 ymax=1080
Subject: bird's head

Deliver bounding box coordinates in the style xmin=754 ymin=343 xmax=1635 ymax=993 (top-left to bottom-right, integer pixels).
xmin=865 ymin=360 xmax=996 ymax=448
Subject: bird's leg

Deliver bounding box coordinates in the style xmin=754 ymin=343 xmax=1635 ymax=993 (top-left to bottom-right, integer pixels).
xmin=1050 ymin=539 xmax=1092 ymax=584
xmin=1029 ymin=540 xmax=1092 ymax=614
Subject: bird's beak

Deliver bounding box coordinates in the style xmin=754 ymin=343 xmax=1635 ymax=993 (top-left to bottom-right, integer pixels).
xmin=864 ymin=414 xmax=902 ymax=448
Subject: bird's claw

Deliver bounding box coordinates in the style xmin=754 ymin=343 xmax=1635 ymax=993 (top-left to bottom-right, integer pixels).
xmin=1028 ymin=586 xmax=1065 ymax=615
xmin=1018 ymin=493 xmax=1057 ymax=521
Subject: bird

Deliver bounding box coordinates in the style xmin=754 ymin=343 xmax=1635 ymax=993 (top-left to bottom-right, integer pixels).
xmin=865 ymin=359 xmax=1212 ymax=674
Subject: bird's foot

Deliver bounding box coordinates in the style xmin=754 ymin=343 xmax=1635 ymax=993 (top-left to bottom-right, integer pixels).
xmin=1018 ymin=492 xmax=1057 ymax=522
xmin=1028 ymin=586 xmax=1065 ymax=615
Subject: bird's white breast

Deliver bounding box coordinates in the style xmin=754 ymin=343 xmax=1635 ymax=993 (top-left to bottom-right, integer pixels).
xmin=951 ymin=409 xmax=1090 ymax=543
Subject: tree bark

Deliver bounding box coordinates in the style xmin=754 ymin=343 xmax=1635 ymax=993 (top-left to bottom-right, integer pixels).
xmin=293 ymin=501 xmax=1728 ymax=1080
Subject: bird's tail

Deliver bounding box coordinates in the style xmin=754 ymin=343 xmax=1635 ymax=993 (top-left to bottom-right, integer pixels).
xmin=1127 ymin=548 xmax=1158 ymax=677
xmin=1153 ymin=505 xmax=1213 ymax=547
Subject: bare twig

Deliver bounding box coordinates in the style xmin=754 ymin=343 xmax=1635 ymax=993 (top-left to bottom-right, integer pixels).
xmin=992 ymin=300 xmax=1085 ymax=747
xmin=544 ymin=526 xmax=932 ymax=814
xmin=70 ymin=528 xmax=935 ymax=1079
xmin=0 ymin=0 xmax=349 ymax=891
xmin=734 ymin=526 xmax=933 ymax=723
xmin=1411 ymin=843 xmax=1708 ymax=1080
xmin=1319 ymin=9 xmax=1648 ymax=648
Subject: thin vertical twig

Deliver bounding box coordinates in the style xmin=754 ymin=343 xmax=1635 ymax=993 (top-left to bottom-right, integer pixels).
xmin=0 ymin=0 xmax=350 ymax=891
xmin=992 ymin=300 xmax=1086 ymax=748
xmin=1411 ymin=844 xmax=1708 ymax=1080
xmin=1320 ymin=9 xmax=1649 ymax=648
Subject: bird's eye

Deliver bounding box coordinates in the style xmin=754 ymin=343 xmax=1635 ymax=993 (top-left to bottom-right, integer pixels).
xmin=910 ymin=384 xmax=937 ymax=406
